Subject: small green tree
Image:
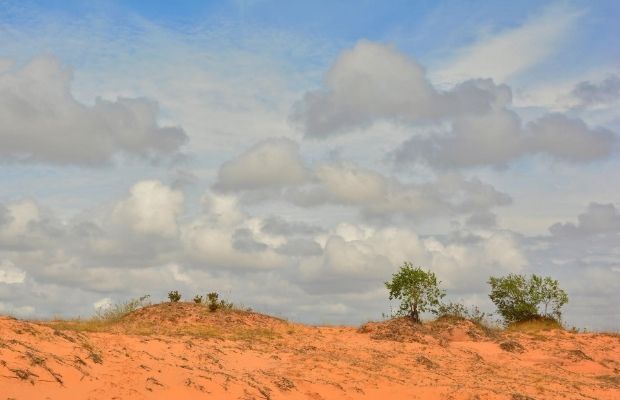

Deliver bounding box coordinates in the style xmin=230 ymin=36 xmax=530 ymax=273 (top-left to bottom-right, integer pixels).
xmin=385 ymin=261 xmax=445 ymax=323
xmin=193 ymin=295 xmax=203 ymax=304
xmin=488 ymin=273 xmax=568 ymax=324
xmin=168 ymin=290 xmax=181 ymax=303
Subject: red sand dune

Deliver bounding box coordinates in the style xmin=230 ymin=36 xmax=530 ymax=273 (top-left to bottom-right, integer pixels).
xmin=1 ymin=302 xmax=619 ymax=399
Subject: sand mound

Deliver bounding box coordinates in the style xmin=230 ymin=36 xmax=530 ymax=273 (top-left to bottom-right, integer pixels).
xmin=359 ymin=316 xmax=496 ymax=343
xmin=110 ymin=302 xmax=292 ymax=337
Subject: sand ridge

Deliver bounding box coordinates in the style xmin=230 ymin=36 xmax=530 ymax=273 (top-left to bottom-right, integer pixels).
xmin=1 ymin=303 xmax=619 ymax=399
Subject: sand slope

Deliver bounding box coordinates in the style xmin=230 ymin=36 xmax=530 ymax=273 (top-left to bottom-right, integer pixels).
xmin=1 ymin=303 xmax=619 ymax=399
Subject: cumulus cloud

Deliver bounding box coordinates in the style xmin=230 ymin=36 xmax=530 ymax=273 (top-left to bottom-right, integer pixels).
xmin=215 ymin=138 xmax=308 ymax=190
xmin=291 ymin=41 xmax=616 ymax=169
xmin=0 ymin=189 xmax=618 ymax=328
xmin=290 ymin=40 xmax=511 ymax=138
xmin=212 ymin=139 xmax=511 ymax=221
xmin=393 ymin=111 xmax=617 ymax=169
xmin=549 ymin=203 xmax=620 ymax=237
xmin=260 ymin=216 xmax=322 ymax=236
xmin=0 ymin=260 xmax=26 ymax=284
xmin=285 ymin=162 xmax=511 ymax=220
xmin=112 ymin=180 xmax=184 ymax=237
xmin=182 ymin=192 xmax=289 ymax=270
xmin=297 ymin=224 xmax=526 ymax=294
xmin=571 ymin=74 xmax=620 ymax=108
xmin=0 ymin=56 xmax=187 ymax=165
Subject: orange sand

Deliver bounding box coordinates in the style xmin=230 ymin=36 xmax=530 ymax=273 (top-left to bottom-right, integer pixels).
xmin=1 ymin=303 xmax=619 ymax=399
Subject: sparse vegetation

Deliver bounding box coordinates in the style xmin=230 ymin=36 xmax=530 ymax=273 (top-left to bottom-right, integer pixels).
xmin=168 ymin=290 xmax=181 ymax=303
xmin=385 ymin=261 xmax=445 ymax=323
xmin=488 ymin=274 xmax=568 ymax=325
xmin=193 ymin=295 xmax=203 ymax=304
xmin=207 ymin=292 xmax=234 ymax=312
xmin=437 ymin=301 xmax=490 ymax=325
xmin=94 ymin=295 xmax=151 ymax=324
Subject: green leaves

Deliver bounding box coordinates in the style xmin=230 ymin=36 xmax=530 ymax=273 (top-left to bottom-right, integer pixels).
xmin=385 ymin=261 xmax=445 ymax=323
xmin=488 ymin=274 xmax=568 ymax=324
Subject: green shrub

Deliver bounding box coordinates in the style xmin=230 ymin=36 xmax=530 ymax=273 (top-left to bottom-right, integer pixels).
xmin=385 ymin=261 xmax=445 ymax=323
xmin=206 ymin=292 xmax=235 ymax=312
xmin=488 ymin=274 xmax=568 ymax=324
xmin=207 ymin=292 xmax=219 ymax=311
xmin=193 ymin=295 xmax=203 ymax=304
xmin=437 ymin=301 xmax=489 ymax=325
xmin=168 ymin=290 xmax=181 ymax=303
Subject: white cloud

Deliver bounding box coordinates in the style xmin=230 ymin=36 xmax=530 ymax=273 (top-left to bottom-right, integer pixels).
xmin=182 ymin=192 xmax=289 ymax=270
xmin=393 ymin=111 xmax=617 ymax=169
xmin=291 ymin=40 xmax=511 ymax=137
xmin=93 ymin=297 xmax=112 ymax=310
xmin=549 ymin=203 xmax=620 ymax=237
xmin=298 ymin=224 xmax=526 ymax=294
xmin=0 ymin=56 xmax=187 ymax=165
xmin=112 ymin=180 xmax=184 ymax=236
xmin=286 ymin=162 xmax=511 ymax=220
xmin=434 ymin=5 xmax=582 ymax=83
xmin=0 ymin=200 xmax=40 ymax=236
xmin=215 ymin=138 xmax=308 ymax=190
xmin=0 ymin=260 xmax=26 ymax=284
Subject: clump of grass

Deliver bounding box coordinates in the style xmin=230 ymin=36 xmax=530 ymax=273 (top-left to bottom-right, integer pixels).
xmin=45 ymin=295 xmax=151 ymax=332
xmin=94 ymin=295 xmax=151 ymax=324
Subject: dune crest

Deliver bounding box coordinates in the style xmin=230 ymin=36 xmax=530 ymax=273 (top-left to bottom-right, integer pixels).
xmin=1 ymin=303 xmax=619 ymax=399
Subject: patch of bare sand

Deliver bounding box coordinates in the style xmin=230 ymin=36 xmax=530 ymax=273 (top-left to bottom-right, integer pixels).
xmin=1 ymin=305 xmax=619 ymax=399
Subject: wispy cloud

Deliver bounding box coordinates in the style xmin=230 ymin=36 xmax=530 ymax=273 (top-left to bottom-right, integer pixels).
xmin=434 ymin=4 xmax=583 ymax=84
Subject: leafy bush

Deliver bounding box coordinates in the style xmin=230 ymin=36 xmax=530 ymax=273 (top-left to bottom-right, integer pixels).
xmin=488 ymin=274 xmax=568 ymax=324
xmin=385 ymin=261 xmax=445 ymax=323
xmin=207 ymin=292 xmax=219 ymax=311
xmin=207 ymin=292 xmax=235 ymax=312
xmin=193 ymin=295 xmax=203 ymax=304
xmin=437 ymin=301 xmax=490 ymax=325
xmin=168 ymin=290 xmax=181 ymax=303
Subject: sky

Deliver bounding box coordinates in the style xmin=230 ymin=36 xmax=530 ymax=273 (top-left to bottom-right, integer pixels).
xmin=0 ymin=0 xmax=619 ymax=329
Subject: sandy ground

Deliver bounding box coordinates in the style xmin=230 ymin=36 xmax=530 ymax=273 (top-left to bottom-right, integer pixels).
xmin=1 ymin=303 xmax=619 ymax=399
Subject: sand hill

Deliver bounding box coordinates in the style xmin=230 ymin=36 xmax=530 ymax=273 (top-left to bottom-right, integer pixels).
xmin=1 ymin=302 xmax=619 ymax=399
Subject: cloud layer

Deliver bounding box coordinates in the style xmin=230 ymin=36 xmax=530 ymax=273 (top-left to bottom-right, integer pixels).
xmin=0 ymin=56 xmax=187 ymax=165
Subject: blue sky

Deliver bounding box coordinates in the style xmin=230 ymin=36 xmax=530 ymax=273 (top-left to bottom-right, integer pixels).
xmin=0 ymin=0 xmax=619 ymax=329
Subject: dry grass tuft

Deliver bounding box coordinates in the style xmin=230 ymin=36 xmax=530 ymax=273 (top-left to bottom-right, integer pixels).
xmin=506 ymin=316 xmax=563 ymax=333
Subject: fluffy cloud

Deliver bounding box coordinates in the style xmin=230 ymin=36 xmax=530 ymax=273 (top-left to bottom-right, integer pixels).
xmin=181 ymin=192 xmax=289 ymax=270
xmin=549 ymin=203 xmax=620 ymax=237
xmin=112 ymin=180 xmax=184 ymax=237
xmin=291 ymin=41 xmax=617 ymax=168
xmin=212 ymin=139 xmax=511 ymax=221
xmin=0 ymin=260 xmax=26 ymax=284
xmin=298 ymin=224 xmax=526 ymax=295
xmin=0 ymin=56 xmax=187 ymax=165
xmin=286 ymin=162 xmax=511 ymax=220
xmin=0 ymin=189 xmax=618 ymax=329
xmin=215 ymin=138 xmax=308 ymax=190
xmin=290 ymin=40 xmax=511 ymax=138
xmin=393 ymin=111 xmax=617 ymax=169
xmin=571 ymin=74 xmax=620 ymax=108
